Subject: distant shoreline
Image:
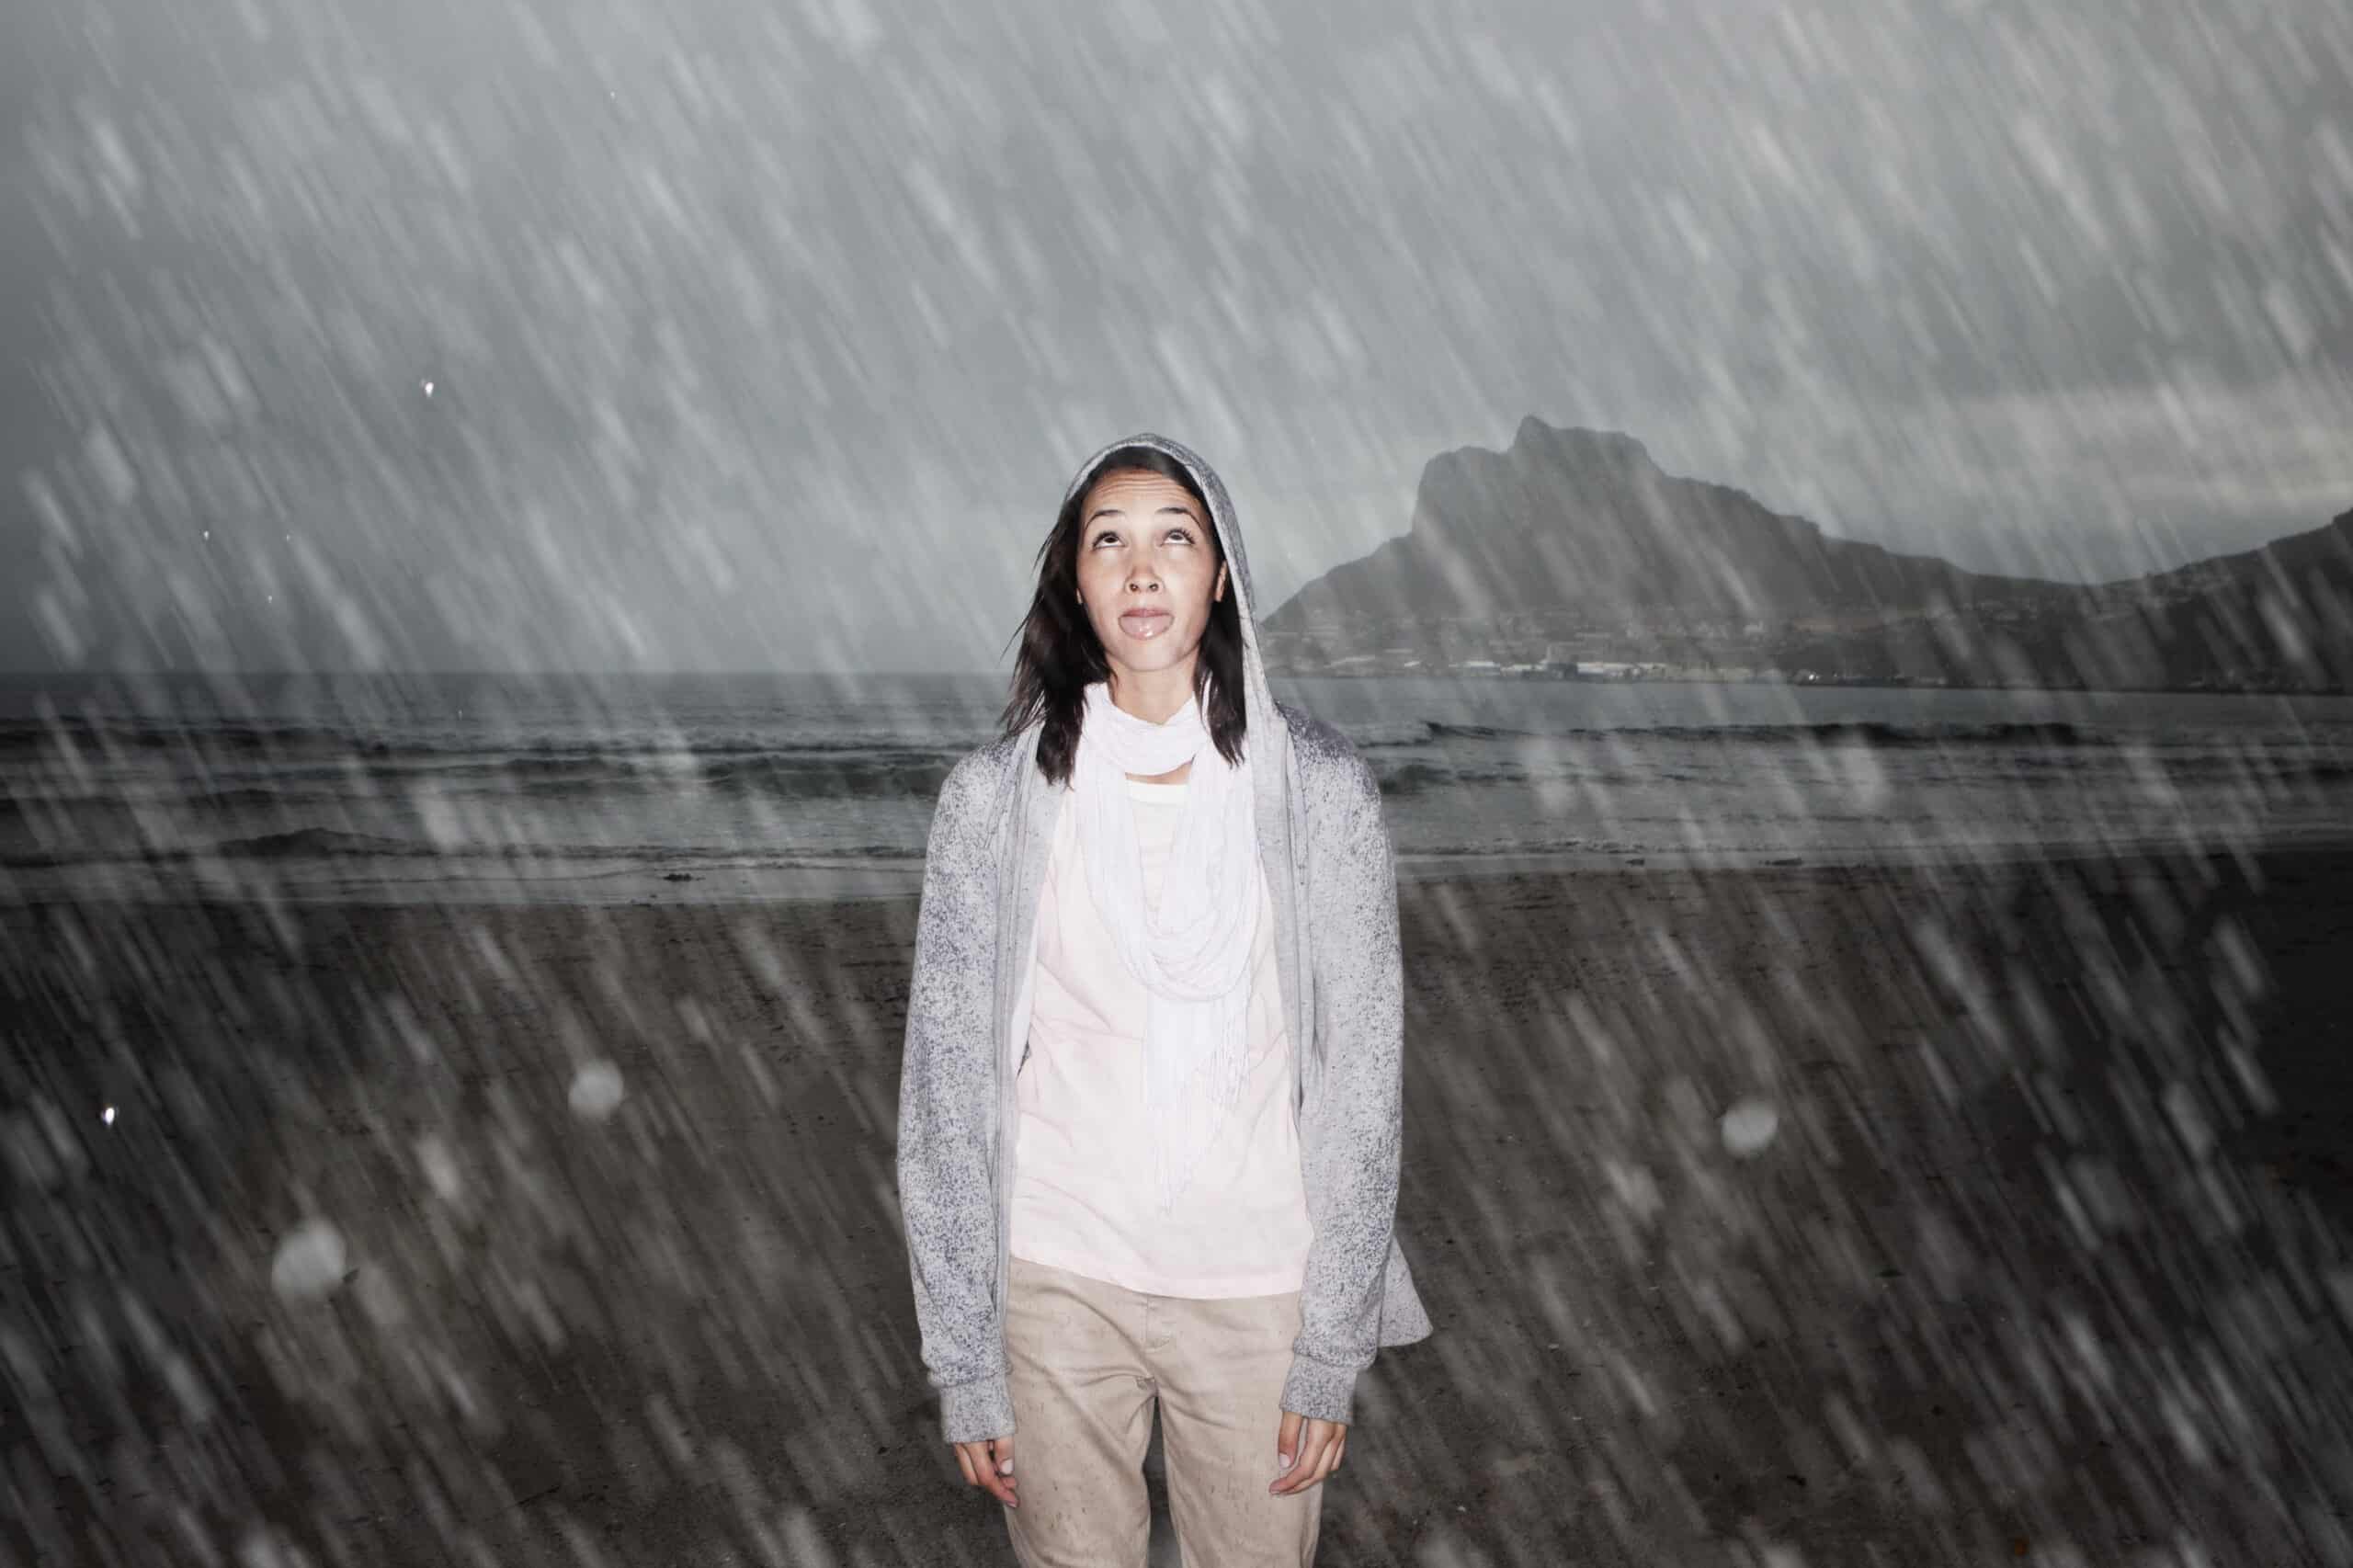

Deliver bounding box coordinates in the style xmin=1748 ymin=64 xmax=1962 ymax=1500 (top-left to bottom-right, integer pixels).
xmin=14 ymin=826 xmax=2353 ymax=910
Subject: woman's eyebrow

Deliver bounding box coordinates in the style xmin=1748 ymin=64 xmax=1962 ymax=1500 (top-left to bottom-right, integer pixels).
xmin=1086 ymin=505 xmax=1199 ymax=525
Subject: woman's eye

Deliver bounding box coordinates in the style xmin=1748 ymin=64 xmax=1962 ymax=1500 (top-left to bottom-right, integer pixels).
xmin=1088 ymin=527 xmax=1191 ymax=546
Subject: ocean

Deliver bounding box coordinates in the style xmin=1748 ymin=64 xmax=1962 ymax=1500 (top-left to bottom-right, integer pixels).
xmin=3 ymin=670 xmax=2349 ymax=904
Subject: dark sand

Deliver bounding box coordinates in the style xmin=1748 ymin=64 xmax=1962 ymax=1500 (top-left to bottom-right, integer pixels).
xmin=5 ymin=846 xmax=2352 ymax=1566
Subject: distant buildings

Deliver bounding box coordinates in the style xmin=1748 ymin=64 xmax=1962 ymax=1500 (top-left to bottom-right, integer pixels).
xmin=1262 ymin=629 xmax=1986 ymax=687
xmin=1445 ymin=655 xmax=1664 ymax=680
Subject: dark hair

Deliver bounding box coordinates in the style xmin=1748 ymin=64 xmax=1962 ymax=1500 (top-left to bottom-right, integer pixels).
xmin=998 ymin=445 xmax=1248 ymax=786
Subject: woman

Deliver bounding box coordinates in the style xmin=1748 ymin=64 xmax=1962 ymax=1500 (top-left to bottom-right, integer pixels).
xmin=895 ymin=432 xmax=1432 ymax=1565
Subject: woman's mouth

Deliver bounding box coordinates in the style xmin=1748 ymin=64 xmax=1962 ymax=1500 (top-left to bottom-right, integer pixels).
xmin=1119 ymin=608 xmax=1172 ymax=639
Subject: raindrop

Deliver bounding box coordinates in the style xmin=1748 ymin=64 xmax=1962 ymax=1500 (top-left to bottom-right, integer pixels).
xmin=1720 ymin=1096 xmax=1779 ymax=1157
xmin=569 ymin=1060 xmax=625 ymax=1121
xmin=270 ymin=1218 xmax=348 ymax=1301
xmin=416 ymin=1135 xmax=461 ymax=1202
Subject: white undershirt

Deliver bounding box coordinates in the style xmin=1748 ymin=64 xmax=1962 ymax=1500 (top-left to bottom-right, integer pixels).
xmin=1008 ymin=777 xmax=1314 ymax=1297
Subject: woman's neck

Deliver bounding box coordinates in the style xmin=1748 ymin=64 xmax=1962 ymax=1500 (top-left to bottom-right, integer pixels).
xmin=1100 ymin=663 xmax=1200 ymax=785
xmin=1103 ymin=661 xmax=1197 ymax=725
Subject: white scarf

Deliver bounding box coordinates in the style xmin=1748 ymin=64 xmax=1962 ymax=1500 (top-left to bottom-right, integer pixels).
xmin=1073 ymin=678 xmax=1259 ymax=1216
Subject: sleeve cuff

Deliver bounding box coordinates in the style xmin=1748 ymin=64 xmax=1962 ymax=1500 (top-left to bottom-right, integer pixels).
xmin=1279 ymin=1352 xmax=1362 ymax=1427
xmin=939 ymin=1371 xmax=1016 ymax=1447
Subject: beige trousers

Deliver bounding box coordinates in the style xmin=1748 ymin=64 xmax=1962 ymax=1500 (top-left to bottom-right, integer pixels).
xmin=1001 ymin=1254 xmax=1324 ymax=1567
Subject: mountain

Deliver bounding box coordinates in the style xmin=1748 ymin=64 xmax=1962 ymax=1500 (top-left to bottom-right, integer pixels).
xmin=1258 ymin=416 xmax=2353 ymax=693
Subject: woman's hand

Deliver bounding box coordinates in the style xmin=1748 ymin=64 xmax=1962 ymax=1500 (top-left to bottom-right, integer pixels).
xmin=954 ymin=1434 xmax=1018 ymax=1508
xmin=1269 ymin=1410 xmax=1347 ymax=1494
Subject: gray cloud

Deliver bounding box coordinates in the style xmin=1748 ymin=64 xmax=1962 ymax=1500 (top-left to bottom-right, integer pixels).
xmin=6 ymin=0 xmax=2349 ymax=672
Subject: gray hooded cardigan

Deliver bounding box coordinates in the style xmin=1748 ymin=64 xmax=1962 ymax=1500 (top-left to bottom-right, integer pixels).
xmin=895 ymin=432 xmax=1433 ymax=1448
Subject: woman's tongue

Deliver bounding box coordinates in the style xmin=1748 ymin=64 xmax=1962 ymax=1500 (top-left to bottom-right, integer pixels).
xmin=1120 ymin=609 xmax=1170 ymax=638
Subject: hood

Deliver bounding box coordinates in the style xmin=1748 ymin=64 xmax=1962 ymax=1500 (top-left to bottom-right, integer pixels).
xmin=1054 ymin=431 xmax=1288 ymax=785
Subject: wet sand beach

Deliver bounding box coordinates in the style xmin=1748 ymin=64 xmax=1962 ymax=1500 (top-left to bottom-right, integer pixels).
xmin=5 ymin=845 xmax=2352 ymax=1566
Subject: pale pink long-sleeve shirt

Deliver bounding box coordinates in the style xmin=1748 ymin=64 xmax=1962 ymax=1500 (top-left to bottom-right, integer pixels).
xmin=1008 ymin=775 xmax=1315 ymax=1297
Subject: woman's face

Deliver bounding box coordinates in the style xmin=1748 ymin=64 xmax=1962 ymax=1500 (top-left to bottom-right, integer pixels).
xmin=1074 ymin=467 xmax=1228 ymax=688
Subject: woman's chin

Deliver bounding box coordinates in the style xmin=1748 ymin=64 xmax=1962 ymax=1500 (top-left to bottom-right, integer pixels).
xmin=1105 ymin=639 xmax=1199 ymax=677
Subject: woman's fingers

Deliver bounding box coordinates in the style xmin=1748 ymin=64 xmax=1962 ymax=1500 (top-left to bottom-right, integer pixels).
xmin=953 ymin=1437 xmax=1019 ymax=1507
xmin=1309 ymin=1432 xmax=1345 ymax=1486
xmin=1268 ymin=1417 xmax=1347 ymax=1494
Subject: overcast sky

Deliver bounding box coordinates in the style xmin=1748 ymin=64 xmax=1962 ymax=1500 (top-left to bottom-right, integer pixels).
xmin=6 ymin=0 xmax=2351 ymax=674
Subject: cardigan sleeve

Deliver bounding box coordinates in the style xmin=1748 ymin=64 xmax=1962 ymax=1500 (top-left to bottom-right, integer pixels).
xmin=894 ymin=751 xmax=1017 ymax=1445
xmin=1279 ymin=747 xmax=1408 ymax=1426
